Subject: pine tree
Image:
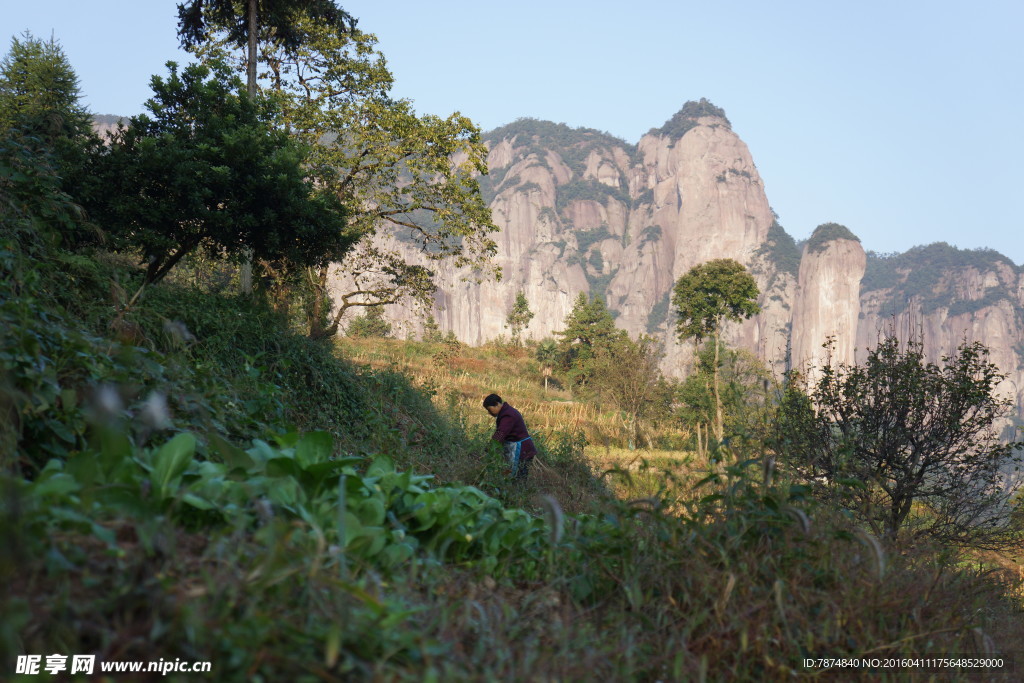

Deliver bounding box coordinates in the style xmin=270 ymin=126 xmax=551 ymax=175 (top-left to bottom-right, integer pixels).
xmin=1 ymin=33 xmax=96 ymax=249
xmin=505 ymin=291 xmax=535 ymax=346
xmin=0 ymin=32 xmax=92 ymax=145
xmin=555 ymin=293 xmax=627 ymax=389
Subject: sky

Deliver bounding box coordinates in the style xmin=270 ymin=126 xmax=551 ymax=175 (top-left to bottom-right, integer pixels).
xmin=5 ymin=0 xmax=1023 ymax=264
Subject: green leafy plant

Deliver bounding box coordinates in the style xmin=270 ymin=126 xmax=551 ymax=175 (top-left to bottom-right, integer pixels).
xmin=505 ymin=291 xmax=535 ymax=346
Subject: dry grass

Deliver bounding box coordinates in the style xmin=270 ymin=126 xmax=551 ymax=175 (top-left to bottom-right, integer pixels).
xmin=336 ymin=336 xmax=686 ymax=451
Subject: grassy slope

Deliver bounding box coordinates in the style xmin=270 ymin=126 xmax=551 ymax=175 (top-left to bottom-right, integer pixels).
xmin=337 ymin=336 xmax=1024 ymax=675
xmin=3 ymin=250 xmax=1023 ymax=681
xmin=338 ymin=336 xmax=689 ymax=459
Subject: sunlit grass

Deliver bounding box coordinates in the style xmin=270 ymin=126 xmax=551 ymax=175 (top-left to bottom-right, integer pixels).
xmin=336 ymin=336 xmax=687 ymax=451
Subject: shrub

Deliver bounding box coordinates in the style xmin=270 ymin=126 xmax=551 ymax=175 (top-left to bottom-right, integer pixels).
xmin=346 ymin=305 xmax=392 ymax=338
xmin=777 ymin=334 xmax=1024 ymax=548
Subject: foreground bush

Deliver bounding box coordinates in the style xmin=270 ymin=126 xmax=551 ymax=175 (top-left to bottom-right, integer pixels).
xmin=4 ymin=432 xmax=1022 ymax=680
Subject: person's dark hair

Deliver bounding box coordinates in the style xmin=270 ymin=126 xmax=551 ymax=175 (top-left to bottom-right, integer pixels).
xmin=483 ymin=394 xmax=503 ymax=408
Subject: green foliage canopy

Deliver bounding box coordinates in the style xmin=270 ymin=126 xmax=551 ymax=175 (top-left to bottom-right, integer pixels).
xmin=535 ymin=338 xmax=559 ymax=368
xmin=177 ymin=0 xmax=354 ymax=51
xmin=672 ymin=258 xmax=760 ymax=444
xmin=588 ymin=335 xmax=671 ymax=446
xmin=671 ymin=258 xmax=761 ymax=344
xmin=346 ymin=305 xmax=392 ymax=338
xmin=0 ymin=129 xmax=86 ymax=253
xmin=0 ymin=32 xmax=92 ymax=145
xmin=505 ymin=291 xmax=535 ymax=345
xmin=483 ymin=118 xmax=630 ymax=178
xmin=754 ymin=219 xmax=801 ymax=279
xmin=648 ymin=98 xmax=730 ymax=140
xmin=678 ymin=344 xmax=772 ymax=440
xmin=0 ymin=32 xmax=96 ymax=251
xmin=194 ymin=19 xmax=499 ymax=336
xmin=805 ymin=222 xmax=860 ymax=254
xmin=555 ymin=292 xmax=629 ymax=389
xmin=80 ymin=60 xmax=352 ymax=285
xmin=861 ymin=242 xmax=1021 ymax=320
xmin=176 ymin=0 xmax=354 ymax=95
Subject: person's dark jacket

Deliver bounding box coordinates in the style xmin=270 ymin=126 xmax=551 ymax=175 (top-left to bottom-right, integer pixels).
xmin=491 ymin=403 xmax=537 ymax=460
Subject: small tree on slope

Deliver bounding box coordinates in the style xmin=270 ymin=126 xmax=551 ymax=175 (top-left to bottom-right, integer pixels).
xmin=777 ymin=334 xmax=1023 ymax=549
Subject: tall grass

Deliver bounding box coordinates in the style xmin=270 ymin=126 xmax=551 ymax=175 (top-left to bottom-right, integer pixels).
xmin=339 ymin=336 xmax=685 ymax=451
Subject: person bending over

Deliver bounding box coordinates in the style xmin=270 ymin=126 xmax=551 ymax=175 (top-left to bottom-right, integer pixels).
xmin=483 ymin=393 xmax=536 ymax=481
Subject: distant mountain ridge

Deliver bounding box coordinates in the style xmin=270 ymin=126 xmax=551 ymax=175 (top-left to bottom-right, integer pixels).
xmin=90 ymin=114 xmax=125 ymax=139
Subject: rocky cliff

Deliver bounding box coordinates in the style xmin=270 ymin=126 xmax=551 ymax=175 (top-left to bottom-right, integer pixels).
xmin=856 ymin=244 xmax=1024 ymax=425
xmin=328 ymin=100 xmax=1024 ymax=421
xmin=91 ymin=114 xmax=125 ymax=139
xmin=346 ymin=100 xmax=796 ymax=374
xmin=790 ymin=224 xmax=867 ymax=381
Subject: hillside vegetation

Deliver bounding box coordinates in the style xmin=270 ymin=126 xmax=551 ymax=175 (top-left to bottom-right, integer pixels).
xmin=3 ymin=123 xmax=1022 ymax=683
xmin=4 ymin=231 xmax=1023 ymax=678
xmin=862 ymin=242 xmax=1024 ymax=322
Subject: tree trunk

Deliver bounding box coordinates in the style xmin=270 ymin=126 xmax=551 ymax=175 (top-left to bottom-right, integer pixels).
xmin=246 ymin=0 xmax=257 ymax=98
xmin=307 ymin=267 xmax=357 ymax=340
xmin=239 ymin=0 xmax=259 ymax=295
xmin=712 ymin=331 xmax=724 ymax=442
xmin=306 ymin=266 xmax=328 ymax=338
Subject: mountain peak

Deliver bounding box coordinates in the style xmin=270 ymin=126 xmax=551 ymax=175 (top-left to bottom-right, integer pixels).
xmin=807 ymin=222 xmax=861 ymax=253
xmin=648 ymin=98 xmax=731 ymax=139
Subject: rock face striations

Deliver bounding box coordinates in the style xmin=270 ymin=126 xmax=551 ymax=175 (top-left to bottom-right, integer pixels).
xmin=855 ymin=244 xmax=1024 ymax=423
xmin=327 ymin=100 xmax=1024 ymax=420
xmin=790 ymin=224 xmax=867 ymax=382
xmin=344 ymin=100 xmax=795 ymax=373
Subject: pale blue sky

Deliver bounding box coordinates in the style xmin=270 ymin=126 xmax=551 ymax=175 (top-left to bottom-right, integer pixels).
xmin=5 ymin=0 xmax=1022 ymax=264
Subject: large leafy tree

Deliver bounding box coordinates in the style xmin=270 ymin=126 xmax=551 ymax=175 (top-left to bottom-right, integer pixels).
xmin=177 ymin=0 xmax=353 ymax=95
xmin=176 ymin=0 xmax=355 ymax=292
xmin=672 ymin=258 xmax=760 ymax=443
xmin=678 ymin=343 xmax=773 ymax=455
xmin=189 ymin=19 xmax=498 ymax=337
xmin=589 ymin=335 xmax=671 ymax=448
xmin=81 ymin=60 xmax=351 ymax=287
xmin=778 ymin=335 xmax=1023 ymax=548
